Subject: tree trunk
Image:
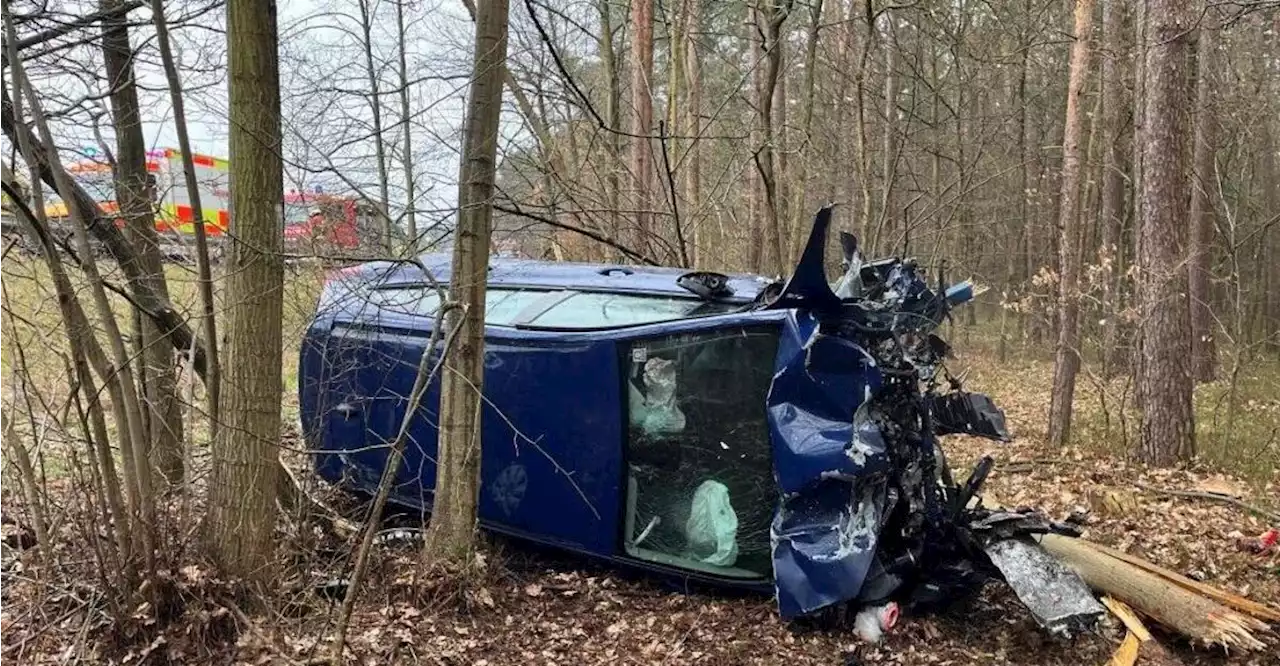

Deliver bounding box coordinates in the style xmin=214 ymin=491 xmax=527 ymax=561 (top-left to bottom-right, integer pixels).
xmin=664 ymin=0 xmax=686 ymax=266
xmin=422 ymin=0 xmax=509 ymax=566
xmin=150 ymin=0 xmax=221 ymax=447
xmin=7 ymin=11 xmax=160 ymax=577
xmin=1017 ymin=0 xmax=1032 ymax=344
xmin=628 ymin=0 xmax=654 ymax=258
xmin=206 ymin=0 xmax=283 ymax=579
xmin=1188 ymin=16 xmax=1218 ymax=382
xmin=598 ymin=0 xmax=623 ymax=262
xmin=772 ymin=16 xmax=790 ymax=270
xmin=855 ymin=10 xmax=873 ymax=251
xmin=1131 ymin=0 xmax=1148 ymax=396
xmin=397 ymin=0 xmax=418 ymax=254
xmin=1048 ymin=0 xmax=1096 ymax=448
xmin=1135 ymin=0 xmax=1195 ymax=465
xmin=754 ymin=1 xmax=790 ymax=274
xmin=875 ymin=15 xmax=897 ymax=253
xmin=682 ymin=0 xmax=703 ymax=266
xmin=100 ymin=0 xmax=184 ymax=483
xmin=788 ymin=0 xmax=823 ymax=260
xmin=748 ymin=16 xmax=765 ymax=272
xmin=1100 ymin=0 xmax=1130 ymax=378
xmin=357 ymin=0 xmax=393 ymax=253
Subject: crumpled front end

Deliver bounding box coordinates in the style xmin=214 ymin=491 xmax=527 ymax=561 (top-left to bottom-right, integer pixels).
xmin=767 ymin=319 xmax=892 ymax=618
xmin=762 ymin=206 xmax=1098 ymax=633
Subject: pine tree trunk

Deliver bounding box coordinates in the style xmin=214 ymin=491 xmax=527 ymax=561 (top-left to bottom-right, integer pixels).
xmin=1048 ymin=0 xmax=1096 ymax=448
xmin=422 ymin=0 xmax=509 ymax=567
xmin=1131 ymin=0 xmax=1148 ymax=396
xmin=877 ymin=17 xmax=896 ymax=254
xmin=682 ymin=0 xmax=703 ymax=267
xmin=787 ymin=0 xmax=823 ymax=260
xmin=598 ymin=0 xmax=623 ymax=262
xmin=748 ymin=15 xmax=765 ymax=272
xmin=756 ymin=1 xmax=788 ymax=275
xmin=628 ymin=0 xmax=654 ymax=258
xmin=100 ymin=0 xmax=184 ymax=483
xmin=206 ymin=0 xmax=283 ymax=579
xmin=1099 ymin=0 xmax=1130 ymax=378
xmin=1188 ymin=17 xmax=1218 ymax=382
xmin=1135 ymin=0 xmax=1195 ymax=465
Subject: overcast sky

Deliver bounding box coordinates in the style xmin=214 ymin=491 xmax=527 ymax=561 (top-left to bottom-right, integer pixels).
xmin=8 ymin=0 xmax=513 ymax=233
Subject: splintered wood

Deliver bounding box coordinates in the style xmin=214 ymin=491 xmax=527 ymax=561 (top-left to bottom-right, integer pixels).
xmin=1040 ymin=534 xmax=1275 ymax=651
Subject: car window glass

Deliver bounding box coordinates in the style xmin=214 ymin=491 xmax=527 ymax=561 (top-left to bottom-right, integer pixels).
xmin=528 ymin=292 xmax=734 ymax=328
xmin=364 ymin=287 xmax=552 ymax=325
xmin=363 ymin=287 xmax=444 ymax=318
xmin=621 ymin=326 xmax=780 ymax=579
xmin=485 ymin=289 xmax=553 ymax=325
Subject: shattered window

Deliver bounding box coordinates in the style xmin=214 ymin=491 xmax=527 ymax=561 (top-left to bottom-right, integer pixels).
xmin=528 ymin=292 xmax=737 ymax=329
xmin=622 ymin=326 xmax=780 ymax=579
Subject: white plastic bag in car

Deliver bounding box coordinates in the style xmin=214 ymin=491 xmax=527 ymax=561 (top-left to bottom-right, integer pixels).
xmin=685 ymin=480 xmax=739 ymax=566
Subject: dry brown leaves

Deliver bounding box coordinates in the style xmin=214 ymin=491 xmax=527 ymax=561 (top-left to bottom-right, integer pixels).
xmin=4 ymin=353 xmax=1279 ymax=665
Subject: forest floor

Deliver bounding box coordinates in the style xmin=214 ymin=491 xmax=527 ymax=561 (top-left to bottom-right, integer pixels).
xmin=4 ymin=341 xmax=1277 ymax=665
xmin=2 ymin=261 xmax=1278 ymax=665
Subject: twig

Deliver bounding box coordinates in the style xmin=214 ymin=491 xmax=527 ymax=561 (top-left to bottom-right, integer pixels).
xmin=1131 ymin=482 xmax=1280 ymax=523
xmin=222 ymin=602 xmax=307 ymax=666
xmin=329 ymin=301 xmax=461 ymax=662
xmin=493 ymin=201 xmax=662 ymax=265
xmin=658 ymin=121 xmax=689 ymax=268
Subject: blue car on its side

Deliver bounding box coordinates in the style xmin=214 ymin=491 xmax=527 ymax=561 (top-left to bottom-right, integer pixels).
xmin=299 ymin=208 xmax=1091 ymax=629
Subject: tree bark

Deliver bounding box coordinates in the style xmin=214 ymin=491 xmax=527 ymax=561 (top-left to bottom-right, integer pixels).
xmin=8 ymin=19 xmax=158 ymax=577
xmin=1131 ymin=0 xmax=1148 ymax=396
xmin=1048 ymin=0 xmax=1096 ymax=448
xmin=597 ymin=0 xmax=623 ymax=262
xmin=100 ymin=0 xmax=184 ymax=483
xmin=206 ymin=0 xmax=283 ymax=579
xmin=1100 ymin=0 xmax=1130 ymax=378
xmin=150 ymin=0 xmax=221 ymax=447
xmin=682 ymin=0 xmax=703 ymax=266
xmin=628 ymin=0 xmax=654 ymax=258
xmin=396 ymin=0 xmax=418 ymax=254
xmin=875 ymin=15 xmax=897 ymax=254
xmin=1188 ymin=16 xmax=1218 ymax=382
xmin=422 ymin=0 xmax=509 ymax=566
xmin=787 ymin=0 xmax=822 ymax=260
xmin=753 ymin=0 xmax=791 ymax=274
xmin=1135 ymin=0 xmax=1195 ymax=465
xmin=748 ymin=15 xmax=765 ymax=272
xmin=357 ymin=0 xmax=393 ymax=253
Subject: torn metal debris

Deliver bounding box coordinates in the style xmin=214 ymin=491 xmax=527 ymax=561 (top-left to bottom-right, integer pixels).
xmin=985 ymin=538 xmax=1105 ymax=636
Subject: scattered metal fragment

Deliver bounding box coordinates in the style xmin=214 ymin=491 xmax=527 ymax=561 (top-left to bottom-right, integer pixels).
xmin=985 ymin=538 xmax=1106 ymax=636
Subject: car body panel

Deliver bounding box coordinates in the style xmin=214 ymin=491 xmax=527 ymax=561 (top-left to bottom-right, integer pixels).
xmin=300 ymin=266 xmax=787 ymax=590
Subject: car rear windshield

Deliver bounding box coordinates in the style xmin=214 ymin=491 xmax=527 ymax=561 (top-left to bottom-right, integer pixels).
xmin=363 ymin=287 xmax=737 ymax=328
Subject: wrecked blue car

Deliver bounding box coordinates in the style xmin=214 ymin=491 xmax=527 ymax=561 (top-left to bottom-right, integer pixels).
xmin=300 ymin=207 xmax=1097 ymax=631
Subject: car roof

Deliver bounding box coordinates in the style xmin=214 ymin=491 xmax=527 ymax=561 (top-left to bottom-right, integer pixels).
xmin=374 ymin=253 xmax=776 ymax=303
